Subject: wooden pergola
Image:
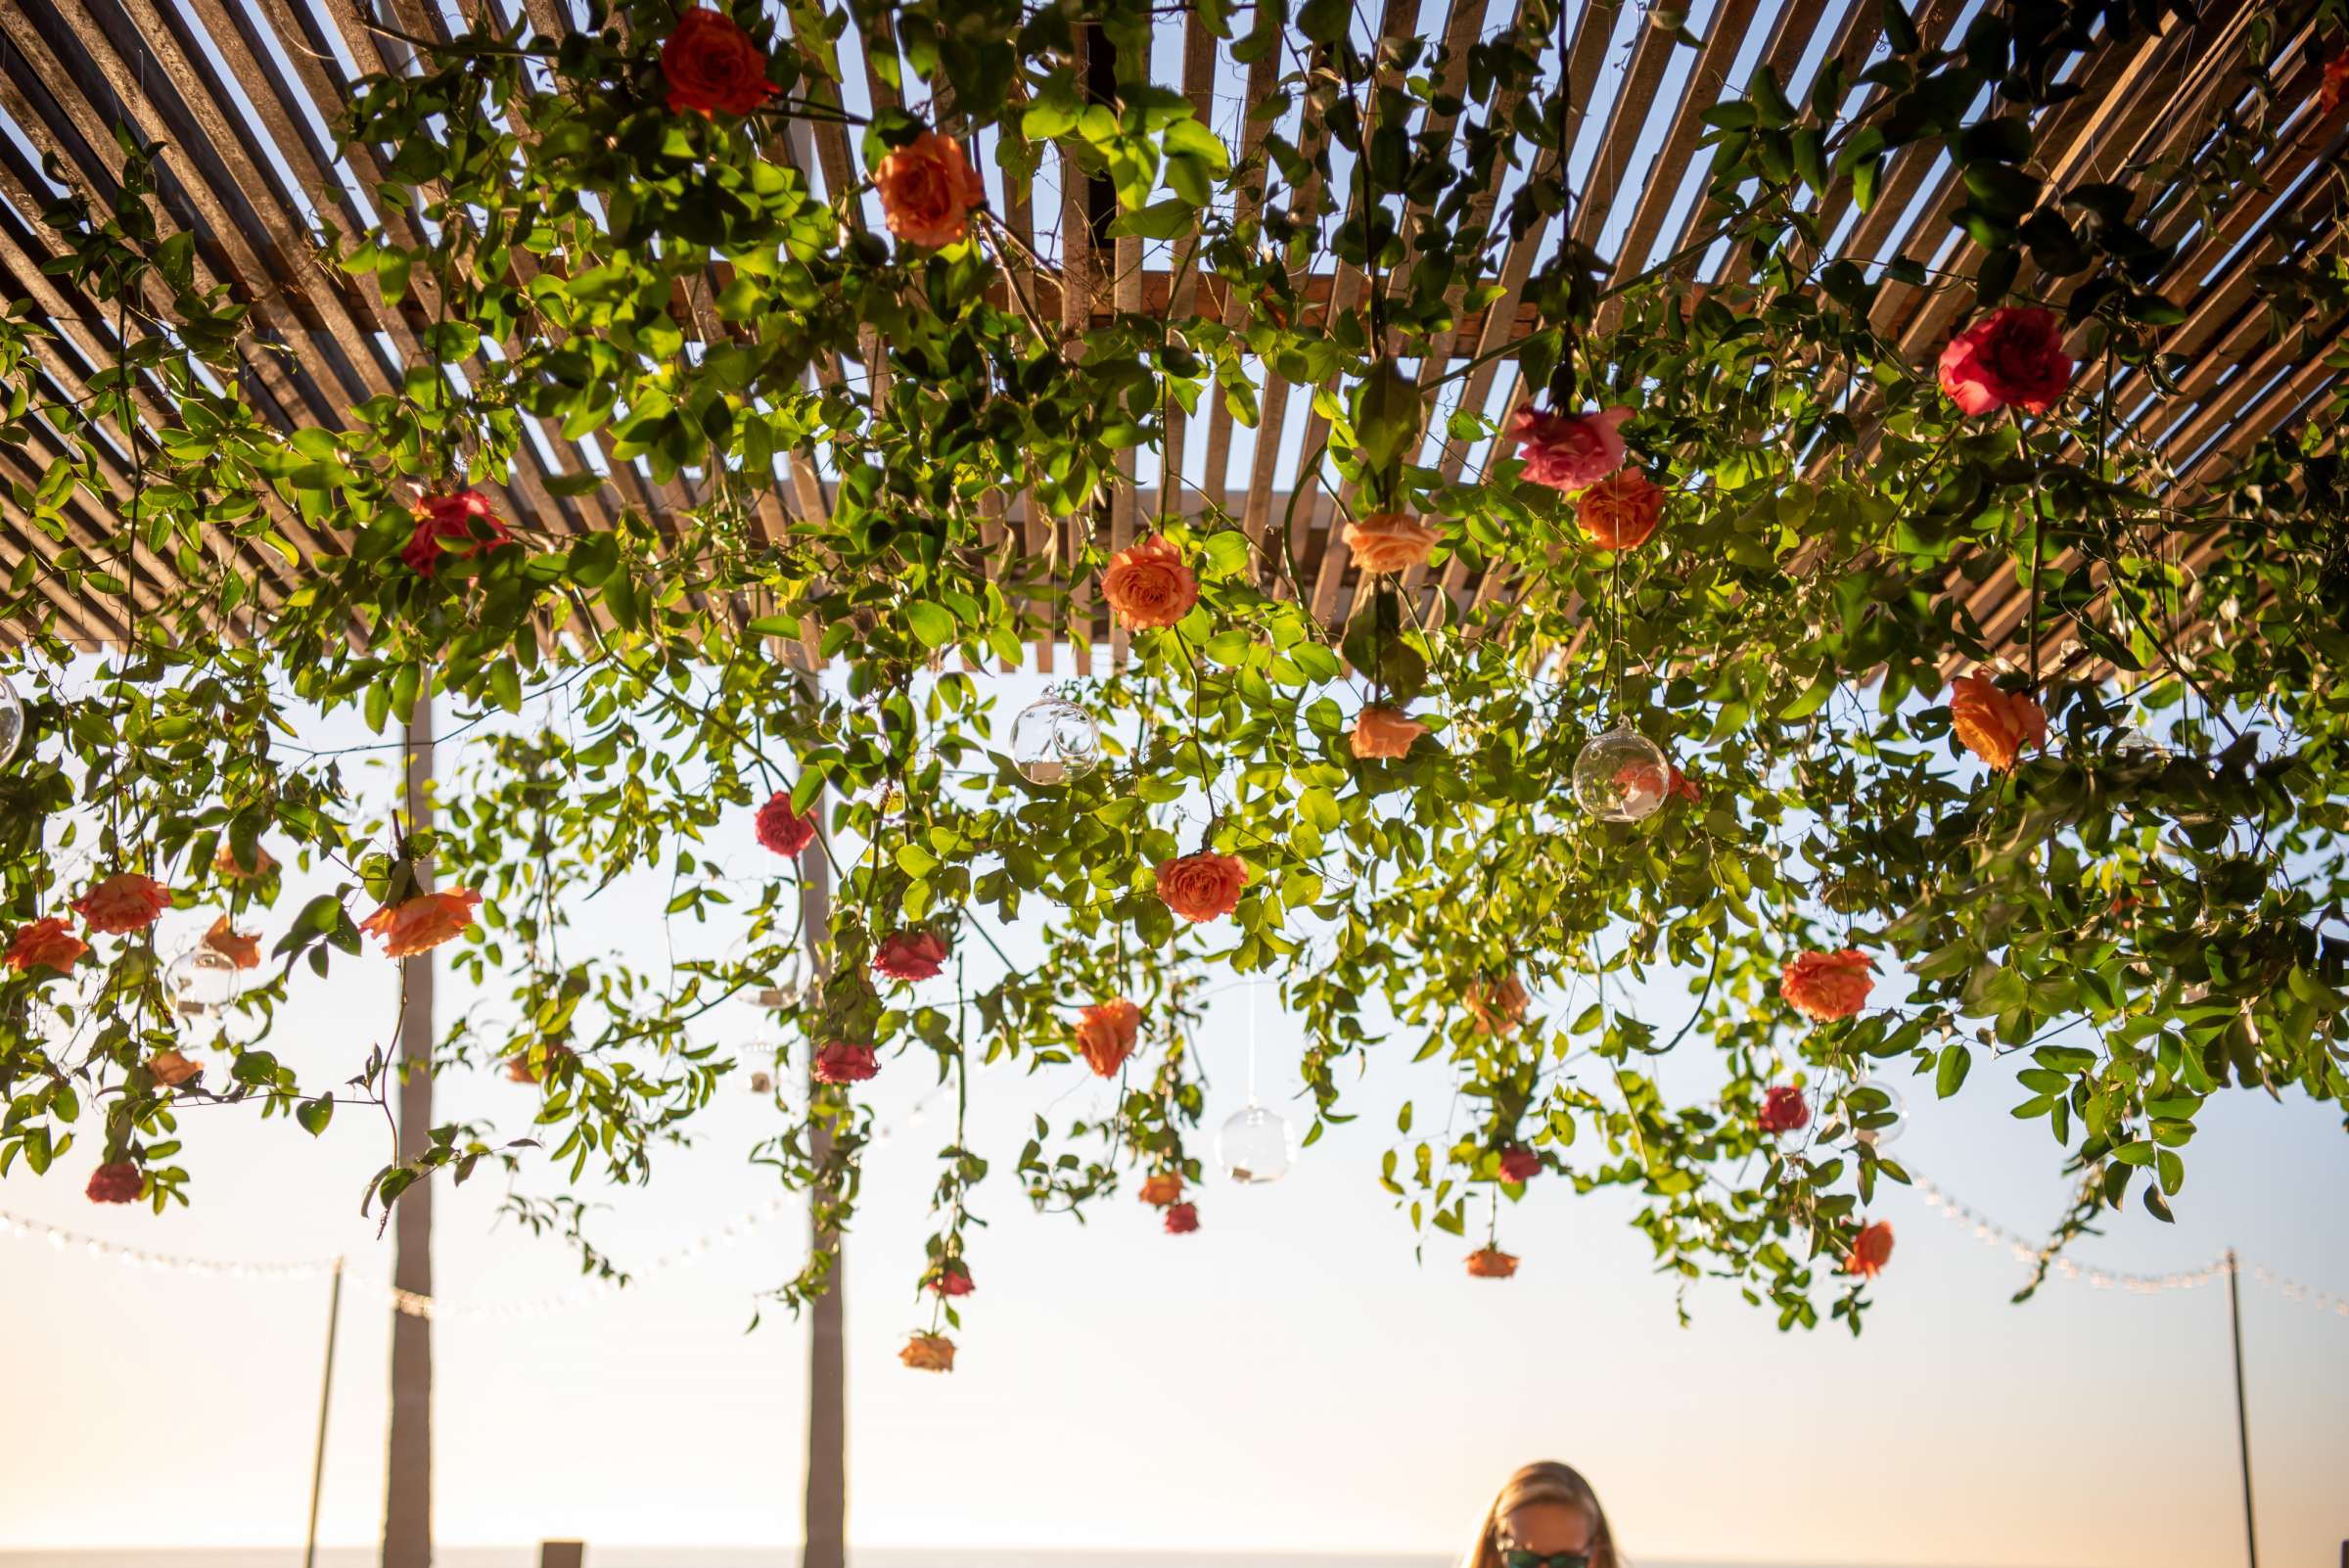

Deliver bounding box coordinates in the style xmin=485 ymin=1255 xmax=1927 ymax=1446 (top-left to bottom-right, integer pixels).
xmin=2 ymin=0 xmax=2343 ymax=672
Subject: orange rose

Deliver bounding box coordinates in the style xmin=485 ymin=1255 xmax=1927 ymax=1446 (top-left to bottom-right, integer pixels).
xmin=213 ymin=843 xmax=278 ymax=879
xmin=5 ymin=916 xmax=88 ymax=974
xmin=1779 ymin=949 xmax=1874 ymax=1022
xmin=1949 ymin=673 xmax=2047 ymax=772
xmin=147 ymin=1049 xmax=203 ymax=1088
xmin=358 ymin=888 xmax=483 ymax=959
xmin=1350 ymin=706 xmax=1426 ymax=761
xmin=1137 ymin=1171 xmax=1183 ymax=1208
xmin=1102 ymin=533 xmax=1200 ymax=631
xmin=1075 ymin=997 xmax=1140 ymax=1078
xmin=1342 ymin=511 xmax=1442 ymax=576
xmin=1576 ymin=468 xmax=1664 ymax=549
xmin=1844 ymin=1220 xmax=1895 ymax=1279
xmin=1466 ymin=973 xmax=1529 ymax=1036
xmin=899 ymin=1331 xmax=957 ymax=1373
xmin=1155 ymin=852 xmax=1247 ymax=923
xmin=2326 ymin=53 xmax=2349 ymax=113
xmin=73 ymin=874 xmax=172 ymax=935
xmin=1465 ymin=1245 xmax=1519 ymax=1279
xmin=876 ymin=129 xmax=987 ymax=250
xmin=1667 ymin=764 xmax=1701 ymax=803
xmin=204 ymin=916 xmax=261 ymax=971
xmin=660 ymin=7 xmax=776 ymax=118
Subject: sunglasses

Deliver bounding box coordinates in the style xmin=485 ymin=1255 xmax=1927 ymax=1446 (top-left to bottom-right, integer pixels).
xmin=1501 ymin=1551 xmax=1590 ymax=1568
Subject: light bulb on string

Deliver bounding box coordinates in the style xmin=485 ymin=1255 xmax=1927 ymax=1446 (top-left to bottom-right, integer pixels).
xmin=1010 ymin=692 xmax=1101 ymax=786
xmin=1848 ymin=1078 xmax=1909 ymax=1147
xmin=0 ymin=674 xmax=23 ymax=769
xmin=1572 ymin=725 xmax=1668 ymax=822
xmin=167 ymin=948 xmax=240 ymax=1020
xmin=1217 ymin=982 xmax=1295 ymax=1184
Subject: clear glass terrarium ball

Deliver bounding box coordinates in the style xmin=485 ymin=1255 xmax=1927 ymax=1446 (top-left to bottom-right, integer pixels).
xmin=1848 ymin=1078 xmax=1910 ymax=1147
xmin=167 ymin=948 xmax=241 ymax=1020
xmin=0 ymin=674 xmax=23 ymax=769
xmin=1218 ymin=1103 xmax=1296 ymax=1185
xmin=1010 ymin=695 xmax=1102 ymax=786
xmin=1572 ymin=725 xmax=1668 ymax=822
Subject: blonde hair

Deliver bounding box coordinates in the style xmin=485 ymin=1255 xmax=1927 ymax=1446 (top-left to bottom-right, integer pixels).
xmin=1459 ymin=1460 xmax=1622 ymax=1568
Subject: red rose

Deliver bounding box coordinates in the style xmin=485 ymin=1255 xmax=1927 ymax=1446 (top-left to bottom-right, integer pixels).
xmin=1779 ymin=949 xmax=1874 ymax=1023
xmin=928 ymin=1262 xmax=975 ymax=1297
xmin=86 ymin=1162 xmax=143 ymax=1205
xmin=1844 ymin=1220 xmax=1895 ymax=1279
xmin=1758 ymin=1084 xmax=1811 ymax=1134
xmin=873 ymin=929 xmax=948 ymax=983
xmin=660 ymin=8 xmax=775 ymax=118
xmin=756 ymin=791 xmax=817 ymax=857
xmin=1937 ymin=307 xmax=2074 ymax=416
xmin=813 ymin=1040 xmax=878 ymax=1084
xmin=1163 ymin=1201 xmax=1200 ymax=1235
xmin=2325 ymin=53 xmax=2349 ymax=114
xmin=403 ymin=489 xmax=514 ymax=576
xmin=1497 ymin=1146 xmax=1541 ymax=1183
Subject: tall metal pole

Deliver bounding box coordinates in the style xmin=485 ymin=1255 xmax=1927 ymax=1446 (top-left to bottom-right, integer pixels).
xmin=2226 ymin=1248 xmax=2258 ymax=1568
xmin=384 ymin=693 xmax=436 ymax=1568
xmin=800 ymin=774 xmax=846 ymax=1568
xmin=303 ymin=1256 xmax=345 ymax=1568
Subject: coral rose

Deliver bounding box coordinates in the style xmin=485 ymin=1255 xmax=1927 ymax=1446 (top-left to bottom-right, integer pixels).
xmin=1937 ymin=307 xmax=2074 ymax=416
xmin=1497 ymin=1146 xmax=1541 ymax=1184
xmin=928 ymin=1262 xmax=975 ymax=1297
xmin=213 ymin=843 xmax=277 ymax=879
xmin=403 ymin=488 xmax=514 ymax=576
xmin=1511 ymin=405 xmax=1633 ymax=493
xmin=1075 ymin=997 xmax=1140 ymax=1078
xmin=1758 ymin=1084 xmax=1811 ymax=1134
xmin=1155 ymin=852 xmax=1246 ymax=923
xmin=74 ymin=873 xmax=171 ymax=935
xmin=876 ymin=129 xmax=987 ymax=250
xmin=359 ymin=888 xmax=482 ymax=959
xmin=1667 ymin=764 xmax=1701 ymax=803
xmin=5 ymin=916 xmax=88 ymax=974
xmin=898 ymin=1331 xmax=956 ymax=1373
xmin=2326 ymin=53 xmax=2349 ymax=114
xmin=1102 ymin=533 xmax=1199 ymax=631
xmin=204 ymin=916 xmax=261 ymax=971
xmin=1949 ymin=673 xmax=2048 ymax=773
xmin=86 ymin=1162 xmax=143 ymax=1205
xmin=1576 ymin=467 xmax=1664 ymax=549
xmin=1137 ymin=1171 xmax=1183 ymax=1208
xmin=1342 ymin=511 xmax=1442 ymax=576
xmin=1780 ymin=949 xmax=1875 ymax=1022
xmin=1844 ymin=1220 xmax=1895 ymax=1279
xmin=1466 ymin=973 xmax=1529 ymax=1036
xmin=756 ymin=791 xmax=817 ymax=857
xmin=660 ymin=7 xmax=775 ymax=117
xmin=1465 ymin=1245 xmax=1519 ymax=1279
xmin=147 ymin=1050 xmax=203 ymax=1088
xmin=1163 ymin=1201 xmax=1200 ymax=1235
xmin=1350 ymin=706 xmax=1426 ymax=761
xmin=814 ymin=1040 xmax=879 ymax=1084
xmin=873 ymin=929 xmax=948 ymax=983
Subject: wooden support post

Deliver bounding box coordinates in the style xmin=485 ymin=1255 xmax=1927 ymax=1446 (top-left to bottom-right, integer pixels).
xmin=384 ymin=692 xmax=436 ymax=1568
xmin=800 ymin=709 xmax=846 ymax=1568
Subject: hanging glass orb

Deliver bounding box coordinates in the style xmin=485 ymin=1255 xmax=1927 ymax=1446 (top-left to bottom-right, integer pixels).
xmin=167 ymin=949 xmax=241 ymax=1020
xmin=1571 ymin=725 xmax=1669 ymax=822
xmin=2113 ymin=726 xmax=2169 ymax=760
xmin=1218 ymin=1103 xmax=1296 ymax=1185
xmin=1010 ymin=694 xmax=1101 ymax=786
xmin=1848 ymin=1078 xmax=1909 ymax=1147
xmin=0 ymin=674 xmax=23 ymax=769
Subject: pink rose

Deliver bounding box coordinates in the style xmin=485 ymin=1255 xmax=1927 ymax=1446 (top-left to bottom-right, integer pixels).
xmin=813 ymin=1040 xmax=879 ymax=1084
xmin=1937 ymin=307 xmax=2074 ymax=416
xmin=1511 ymin=405 xmax=1633 ymax=493
xmin=756 ymin=791 xmax=817 ymax=857
xmin=1497 ymin=1147 xmax=1540 ymax=1183
xmin=873 ymin=929 xmax=948 ymax=983
xmin=1758 ymin=1084 xmax=1811 ymax=1134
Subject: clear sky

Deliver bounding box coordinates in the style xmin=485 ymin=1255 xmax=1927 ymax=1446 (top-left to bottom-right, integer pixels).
xmin=2 ymin=671 xmax=2345 ymax=1566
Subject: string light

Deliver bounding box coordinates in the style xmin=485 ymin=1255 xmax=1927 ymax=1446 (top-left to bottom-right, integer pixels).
xmin=1907 ymin=1172 xmax=2348 ymax=1317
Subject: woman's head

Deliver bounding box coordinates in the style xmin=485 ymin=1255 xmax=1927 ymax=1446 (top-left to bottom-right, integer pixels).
xmin=1461 ymin=1460 xmax=1620 ymax=1568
